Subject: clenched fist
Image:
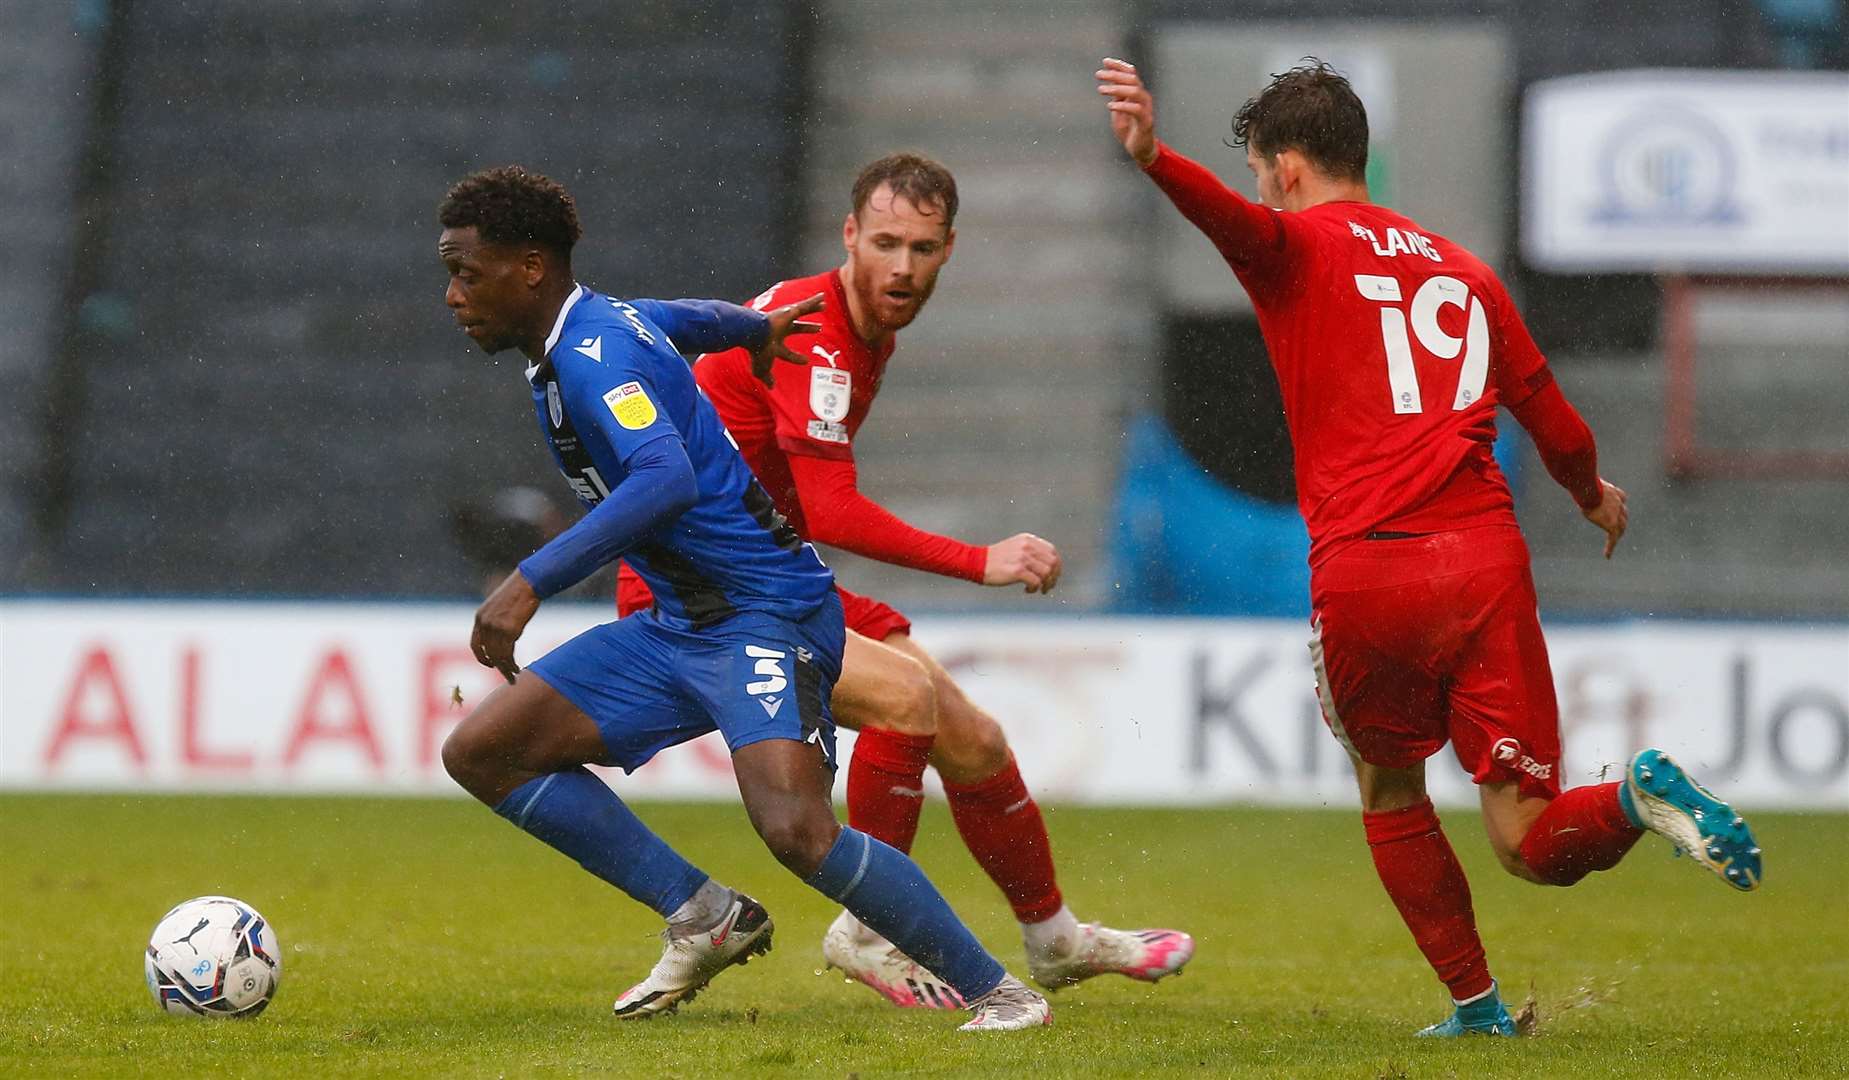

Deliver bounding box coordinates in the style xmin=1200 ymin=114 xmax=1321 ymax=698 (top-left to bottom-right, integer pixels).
xmin=983 ymin=533 xmax=1063 ymax=595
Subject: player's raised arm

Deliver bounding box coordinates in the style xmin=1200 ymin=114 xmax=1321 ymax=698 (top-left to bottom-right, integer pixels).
xmin=629 ymin=295 xmax=823 ymax=385
xmin=1096 ymin=57 xmax=1290 ymax=271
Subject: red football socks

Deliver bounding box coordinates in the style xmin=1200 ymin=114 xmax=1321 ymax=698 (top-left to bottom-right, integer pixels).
xmin=943 ymin=755 xmax=1065 ymax=924
xmin=1363 ymin=799 xmax=1494 ymax=1002
xmin=844 ymin=728 xmax=935 ymax=854
xmin=1518 ymin=782 xmax=1644 ymax=886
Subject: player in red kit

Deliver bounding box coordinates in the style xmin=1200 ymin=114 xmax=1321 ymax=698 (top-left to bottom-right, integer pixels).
xmin=1098 ymin=58 xmax=1761 ymax=1036
xmin=618 ymin=153 xmax=1193 ymax=1007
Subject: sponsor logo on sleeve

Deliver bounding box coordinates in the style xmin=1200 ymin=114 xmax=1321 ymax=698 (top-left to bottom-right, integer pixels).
xmin=806 ymin=419 xmax=849 ymax=444
xmin=810 ymin=367 xmax=851 ymax=421
xmin=603 ymin=381 xmax=658 ymax=431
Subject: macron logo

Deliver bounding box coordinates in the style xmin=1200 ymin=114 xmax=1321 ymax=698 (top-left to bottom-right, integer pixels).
xmin=759 ymin=695 xmax=783 ymax=718
xmin=574 ymin=336 xmax=602 ymax=362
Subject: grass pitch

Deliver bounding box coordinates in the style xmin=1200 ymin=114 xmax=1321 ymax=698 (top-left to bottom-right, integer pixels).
xmin=1 ymin=795 xmax=1843 ymax=1078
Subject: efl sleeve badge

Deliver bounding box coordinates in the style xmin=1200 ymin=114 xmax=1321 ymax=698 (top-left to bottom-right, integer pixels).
xmin=603 ymin=381 xmax=659 ymax=431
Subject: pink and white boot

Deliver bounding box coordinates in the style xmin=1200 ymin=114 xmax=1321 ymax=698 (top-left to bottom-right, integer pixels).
xmin=1025 ymin=909 xmax=1194 ymax=990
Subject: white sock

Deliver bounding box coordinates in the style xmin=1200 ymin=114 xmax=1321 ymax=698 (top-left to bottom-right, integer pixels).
xmin=666 ymin=879 xmax=733 ymax=934
xmin=1021 ymin=905 xmax=1081 ymax=963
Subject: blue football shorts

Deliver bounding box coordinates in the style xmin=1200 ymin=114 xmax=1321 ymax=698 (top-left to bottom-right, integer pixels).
xmin=529 ymin=591 xmax=845 ymax=773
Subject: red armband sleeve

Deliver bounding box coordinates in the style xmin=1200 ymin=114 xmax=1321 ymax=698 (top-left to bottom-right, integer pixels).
xmin=1143 ymin=141 xmax=1294 ymax=277
xmin=785 ymin=451 xmax=987 ymax=583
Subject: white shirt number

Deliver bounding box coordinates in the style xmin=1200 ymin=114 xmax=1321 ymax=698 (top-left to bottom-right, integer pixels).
xmin=1353 ymin=274 xmax=1490 ymax=414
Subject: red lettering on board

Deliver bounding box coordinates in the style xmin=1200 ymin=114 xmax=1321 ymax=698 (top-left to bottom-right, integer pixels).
xmin=283 ymin=648 xmax=383 ymax=769
xmin=180 ymin=646 xmax=254 ymax=771
xmin=44 ymin=645 xmax=147 ymax=769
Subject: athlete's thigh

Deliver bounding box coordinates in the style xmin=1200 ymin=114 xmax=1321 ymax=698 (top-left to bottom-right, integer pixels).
xmin=829 ymin=628 xmax=935 ymax=734
xmin=451 ymin=669 xmax=610 ymax=776
xmin=679 ymin=599 xmax=844 ymax=770
xmin=526 ymin=613 xmax=709 ymax=772
xmin=1446 ymin=562 xmax=1563 ymax=799
xmin=1310 ymin=583 xmax=1448 ymax=769
xmin=877 ymin=631 xmax=987 ymax=731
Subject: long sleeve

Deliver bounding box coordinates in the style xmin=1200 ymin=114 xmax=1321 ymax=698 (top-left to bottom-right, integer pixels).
xmin=785 ymin=451 xmax=987 ymax=583
xmin=1143 ymin=141 xmax=1292 ymax=272
xmin=518 ymin=435 xmax=699 ymax=598
xmin=627 ymin=298 xmax=770 ymax=357
xmin=1509 ymin=376 xmax=1602 ymax=511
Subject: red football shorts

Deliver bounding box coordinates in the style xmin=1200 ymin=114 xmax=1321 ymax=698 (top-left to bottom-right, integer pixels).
xmin=1309 ymin=524 xmax=1562 ymax=800
xmin=616 ymin=566 xmax=911 ymax=641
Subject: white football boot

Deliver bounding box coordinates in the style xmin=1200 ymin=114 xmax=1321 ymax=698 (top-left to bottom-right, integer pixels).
xmin=1027 ymin=923 xmax=1195 ymax=990
xmin=613 ymin=892 xmax=772 ymax=1019
xmin=820 ymin=910 xmax=965 ymax=1009
xmin=958 ymin=974 xmax=1053 ymax=1032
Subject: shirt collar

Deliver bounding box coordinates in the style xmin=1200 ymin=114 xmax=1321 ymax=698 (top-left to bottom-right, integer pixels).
xmin=527 ymin=283 xmax=585 ymax=382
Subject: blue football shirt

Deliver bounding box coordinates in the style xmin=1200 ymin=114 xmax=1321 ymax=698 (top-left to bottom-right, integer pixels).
xmin=524 ymin=284 xmax=834 ymax=629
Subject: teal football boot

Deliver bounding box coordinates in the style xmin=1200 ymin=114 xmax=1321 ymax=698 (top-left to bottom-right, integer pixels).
xmin=1415 ymin=981 xmax=1516 ymax=1037
xmin=1623 ymin=748 xmax=1762 ymax=891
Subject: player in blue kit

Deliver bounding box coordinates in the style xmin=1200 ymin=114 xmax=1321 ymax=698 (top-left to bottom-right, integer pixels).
xmin=434 ymin=166 xmax=1049 ymax=1031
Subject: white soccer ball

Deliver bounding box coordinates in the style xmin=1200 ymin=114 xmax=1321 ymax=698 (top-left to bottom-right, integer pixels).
xmin=144 ymin=895 xmax=282 ymax=1017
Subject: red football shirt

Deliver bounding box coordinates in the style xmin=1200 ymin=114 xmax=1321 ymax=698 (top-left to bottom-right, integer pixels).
xmin=689 ymin=268 xmax=988 ymax=582
xmin=1145 ymin=142 xmax=1599 ymax=569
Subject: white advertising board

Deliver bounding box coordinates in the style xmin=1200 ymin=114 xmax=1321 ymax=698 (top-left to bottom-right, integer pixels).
xmin=1523 ymin=70 xmax=1849 ymax=274
xmin=2 ymin=602 xmax=1846 ymax=809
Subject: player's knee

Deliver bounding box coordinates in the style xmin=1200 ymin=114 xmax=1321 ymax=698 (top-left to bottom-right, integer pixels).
xmin=441 ymin=695 xmax=513 ymax=799
xmin=441 ymin=720 xmax=491 ymax=796
xmin=932 ymin=703 xmax=1010 ymax=782
xmin=756 ymin=810 xmax=841 ymax=878
xmin=844 ymin=655 xmax=937 ymax=738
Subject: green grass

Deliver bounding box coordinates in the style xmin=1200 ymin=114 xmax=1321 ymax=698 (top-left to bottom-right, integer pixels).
xmin=1 ymin=796 xmax=1844 ymax=1078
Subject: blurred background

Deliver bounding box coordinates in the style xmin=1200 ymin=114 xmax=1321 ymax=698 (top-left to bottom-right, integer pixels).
xmin=1 ymin=1 xmax=1846 ymax=805
xmin=3 ymin=0 xmax=1845 ymax=616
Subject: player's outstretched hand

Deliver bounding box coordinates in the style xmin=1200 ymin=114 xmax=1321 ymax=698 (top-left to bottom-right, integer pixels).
xmin=1583 ymin=479 xmax=1628 ymax=559
xmin=984 ymin=533 xmax=1063 ymax=595
xmin=1096 ymin=57 xmax=1158 ymax=167
xmin=750 ymin=292 xmax=826 ymax=388
xmin=472 ymin=571 xmax=542 ymax=684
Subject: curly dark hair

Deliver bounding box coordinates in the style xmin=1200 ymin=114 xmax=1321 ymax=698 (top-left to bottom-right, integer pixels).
xmin=1231 ymin=59 xmax=1369 ymax=182
xmin=851 ymin=152 xmax=958 ymax=226
xmin=438 ymin=165 xmax=582 ymax=257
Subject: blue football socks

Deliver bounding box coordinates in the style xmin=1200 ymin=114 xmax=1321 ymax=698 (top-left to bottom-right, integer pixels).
xmin=806 ymin=827 xmax=1005 ymax=1000
xmin=495 ymin=767 xmax=709 ymax=917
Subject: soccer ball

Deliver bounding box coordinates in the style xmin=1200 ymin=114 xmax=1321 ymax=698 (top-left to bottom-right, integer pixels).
xmin=144 ymin=895 xmax=282 ymax=1017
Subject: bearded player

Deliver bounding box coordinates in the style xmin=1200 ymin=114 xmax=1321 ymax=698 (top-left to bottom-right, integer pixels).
xmin=619 ymin=154 xmax=1193 ymax=1008
xmin=437 ymin=166 xmax=1050 ymax=1031
xmin=1098 ymin=59 xmax=1761 ymax=1036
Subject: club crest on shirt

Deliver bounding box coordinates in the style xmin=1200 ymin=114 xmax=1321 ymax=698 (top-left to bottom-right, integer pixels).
xmin=546 ymin=381 xmax=564 ymax=428
xmin=603 ymin=381 xmax=658 ymax=430
xmin=810 ymin=367 xmax=851 ymax=422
